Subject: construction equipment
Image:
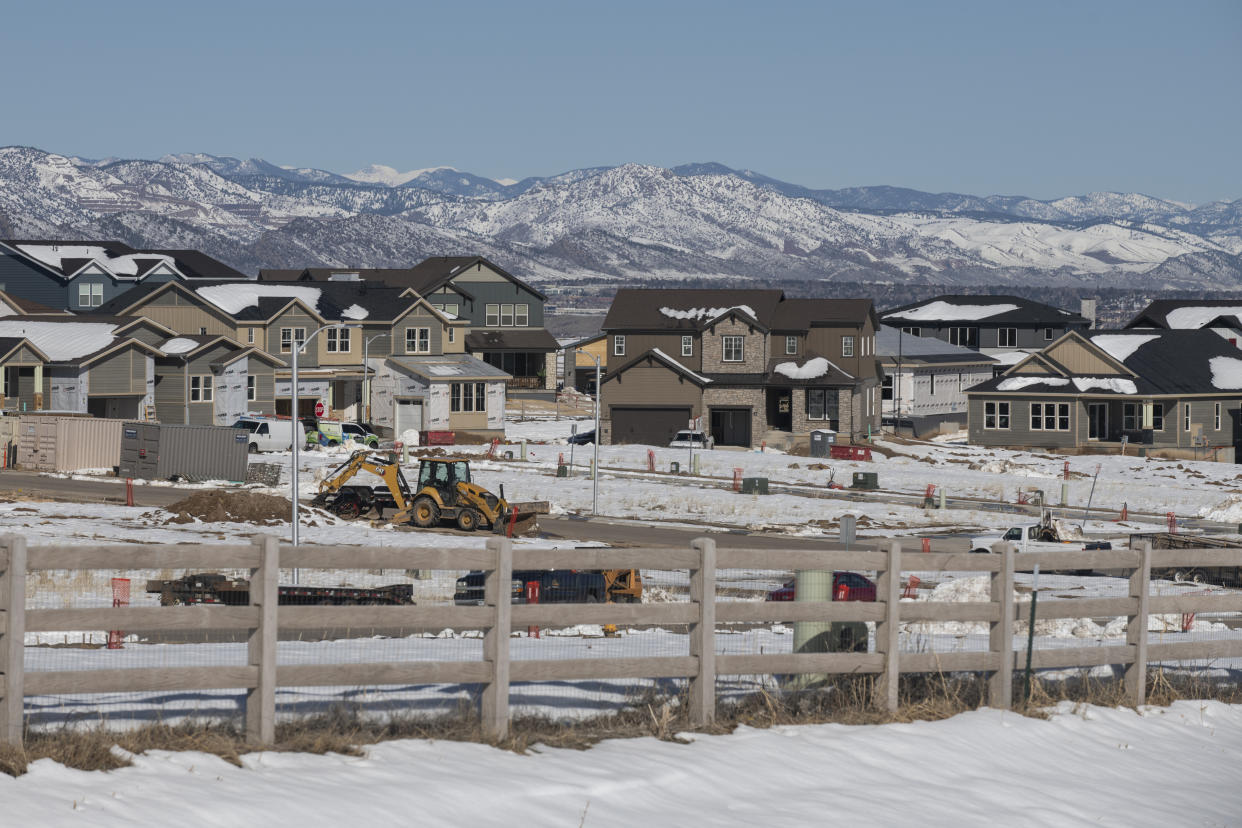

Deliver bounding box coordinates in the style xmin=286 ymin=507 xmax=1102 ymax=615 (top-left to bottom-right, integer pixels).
xmin=313 ymin=450 xmax=549 ymax=534
xmin=147 ymin=572 xmax=413 ymax=606
xmin=454 ymin=567 xmax=642 ymax=605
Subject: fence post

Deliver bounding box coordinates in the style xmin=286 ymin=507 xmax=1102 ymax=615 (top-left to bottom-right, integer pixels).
xmin=874 ymin=540 xmax=902 ymax=712
xmin=246 ymin=534 xmax=279 ymax=745
xmin=689 ymin=537 xmax=717 ymax=727
xmin=0 ymin=535 xmax=27 ymax=747
xmin=988 ymin=541 xmax=1015 ymax=709
xmin=482 ymin=536 xmax=513 ymax=741
xmin=1125 ymin=540 xmax=1151 ymax=706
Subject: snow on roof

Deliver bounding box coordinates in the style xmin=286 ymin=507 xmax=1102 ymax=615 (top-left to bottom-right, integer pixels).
xmin=890 ymin=301 xmax=1019 ymax=322
xmin=659 ymin=305 xmax=756 ymax=322
xmin=1072 ymin=377 xmax=1138 ymax=394
xmin=997 ymin=377 xmax=1069 ymax=391
xmin=1165 ymin=306 xmax=1242 ymax=330
xmin=1090 ymin=334 xmax=1159 ymax=363
xmin=196 ymin=284 xmax=323 ymax=316
xmin=426 ymin=364 xmax=465 ymax=376
xmin=773 ymin=356 xmax=851 ymax=380
xmin=161 ymin=337 xmax=199 ymax=354
xmin=341 ymin=304 xmax=369 ymax=320
xmin=16 ymin=244 xmax=176 ymax=276
xmin=987 ymin=350 xmax=1030 ymax=366
xmin=0 ymin=320 xmax=116 ymax=361
xmin=649 ymin=348 xmax=712 ymax=384
xmin=1209 ymin=356 xmax=1242 ymax=390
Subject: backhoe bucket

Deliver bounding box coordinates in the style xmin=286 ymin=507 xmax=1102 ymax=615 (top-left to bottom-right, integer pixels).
xmin=495 ymin=500 xmax=550 ymax=536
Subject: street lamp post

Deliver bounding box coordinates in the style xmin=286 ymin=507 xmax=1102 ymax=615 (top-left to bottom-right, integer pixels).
xmin=291 ymin=322 xmax=360 ymax=548
xmin=574 ymin=348 xmax=600 ymax=515
xmin=362 ymin=333 xmax=385 ymax=425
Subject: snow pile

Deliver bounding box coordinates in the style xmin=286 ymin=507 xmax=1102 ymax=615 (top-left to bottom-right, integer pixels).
xmin=890 ymin=300 xmax=1019 ymax=322
xmin=774 ymin=357 xmax=850 ymax=380
xmin=196 ymin=284 xmax=323 ymax=315
xmin=0 ymin=320 xmax=116 ymax=361
xmin=1165 ymin=306 xmax=1242 ymax=330
xmin=160 ymin=337 xmax=199 ymax=354
xmin=1072 ymin=377 xmax=1138 ymax=394
xmin=399 ymin=429 xmax=420 ymax=447
xmin=1197 ymin=493 xmax=1242 ymax=523
xmin=968 ymin=458 xmax=1054 ymax=478
xmin=997 ymin=377 xmax=1069 ymax=391
xmin=1090 ymin=333 xmax=1159 ymax=363
xmin=659 ymin=304 xmax=756 ymax=321
xmin=341 ymin=304 xmax=369 ymax=320
xmin=1208 ymin=356 xmax=1242 ymax=390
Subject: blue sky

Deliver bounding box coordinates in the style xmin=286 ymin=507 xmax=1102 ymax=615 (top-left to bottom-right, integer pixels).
xmin=2 ymin=0 xmax=1238 ymax=202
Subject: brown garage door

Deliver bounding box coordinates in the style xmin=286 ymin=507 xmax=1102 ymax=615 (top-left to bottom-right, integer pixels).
xmin=611 ymin=407 xmax=691 ymax=446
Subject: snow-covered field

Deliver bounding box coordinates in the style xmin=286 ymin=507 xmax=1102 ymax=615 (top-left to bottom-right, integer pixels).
xmin=5 ymin=702 xmax=1241 ymax=827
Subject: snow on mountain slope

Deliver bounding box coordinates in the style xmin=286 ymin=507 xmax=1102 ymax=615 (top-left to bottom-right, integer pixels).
xmin=346 ymin=164 xmax=454 ymax=187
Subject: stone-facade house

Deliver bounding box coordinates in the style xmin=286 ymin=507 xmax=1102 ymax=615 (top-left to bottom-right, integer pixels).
xmin=966 ymin=329 xmax=1242 ymax=461
xmin=599 ymin=289 xmax=881 ymax=448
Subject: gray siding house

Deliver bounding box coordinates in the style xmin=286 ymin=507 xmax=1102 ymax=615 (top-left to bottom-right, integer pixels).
xmin=966 ymin=329 xmax=1242 ymax=461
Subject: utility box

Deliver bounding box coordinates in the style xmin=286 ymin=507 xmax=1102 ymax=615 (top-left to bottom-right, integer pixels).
xmin=809 ymin=429 xmax=837 ymax=458
xmin=120 ymin=423 xmax=249 ymax=482
xmin=740 ymin=477 xmax=770 ymax=495
xmin=851 ymin=471 xmax=879 ymax=490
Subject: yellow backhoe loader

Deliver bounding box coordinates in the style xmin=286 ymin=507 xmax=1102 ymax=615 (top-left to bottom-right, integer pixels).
xmin=312 ymin=450 xmax=548 ymax=534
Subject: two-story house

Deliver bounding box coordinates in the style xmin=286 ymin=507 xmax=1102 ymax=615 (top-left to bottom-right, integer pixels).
xmin=599 ymin=289 xmax=880 ymax=448
xmin=881 ymin=295 xmax=1092 ymax=375
xmin=258 ymin=256 xmax=559 ymax=394
xmin=0 ymin=240 xmax=246 ymax=312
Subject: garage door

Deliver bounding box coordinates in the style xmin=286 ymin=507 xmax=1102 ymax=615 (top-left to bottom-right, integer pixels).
xmin=394 ymin=399 xmax=424 ymax=438
xmin=611 ymin=407 xmax=690 ymax=446
xmin=710 ymin=407 xmax=752 ymax=447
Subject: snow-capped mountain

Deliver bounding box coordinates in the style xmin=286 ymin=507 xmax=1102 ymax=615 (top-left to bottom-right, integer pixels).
xmin=0 ymin=146 xmax=1238 ymax=289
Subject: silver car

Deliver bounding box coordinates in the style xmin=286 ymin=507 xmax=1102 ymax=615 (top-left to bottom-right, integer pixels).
xmin=669 ymin=430 xmax=714 ymax=449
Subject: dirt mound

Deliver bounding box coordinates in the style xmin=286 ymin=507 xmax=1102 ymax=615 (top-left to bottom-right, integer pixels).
xmin=165 ymin=491 xmax=291 ymax=525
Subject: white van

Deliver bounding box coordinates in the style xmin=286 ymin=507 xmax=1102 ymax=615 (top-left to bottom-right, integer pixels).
xmin=233 ymin=417 xmax=300 ymax=453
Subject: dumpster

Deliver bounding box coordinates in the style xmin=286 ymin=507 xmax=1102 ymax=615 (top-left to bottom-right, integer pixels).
xmin=120 ymin=423 xmax=249 ymax=482
xmin=809 ymin=429 xmax=837 ymax=458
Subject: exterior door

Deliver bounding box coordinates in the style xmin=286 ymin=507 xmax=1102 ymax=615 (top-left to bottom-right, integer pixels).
xmin=394 ymin=399 xmax=424 ymax=438
xmin=711 ymin=408 xmax=752 ymax=447
xmin=1088 ymin=403 xmax=1107 ymax=441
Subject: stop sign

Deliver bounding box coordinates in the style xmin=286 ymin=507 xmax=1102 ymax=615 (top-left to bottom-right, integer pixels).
xmin=314 ymin=400 xmax=326 ymax=418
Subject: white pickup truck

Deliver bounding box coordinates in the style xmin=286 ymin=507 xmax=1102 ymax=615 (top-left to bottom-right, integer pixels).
xmin=970 ymin=517 xmax=1117 ymax=555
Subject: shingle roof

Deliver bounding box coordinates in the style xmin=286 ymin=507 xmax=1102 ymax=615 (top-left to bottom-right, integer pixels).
xmin=386 ymin=353 xmax=511 ymax=382
xmin=258 ymin=255 xmax=547 ymax=301
xmin=881 ymin=295 xmax=1089 ymax=327
xmin=1126 ymin=299 xmax=1242 ymax=330
xmin=2 ymin=240 xmax=245 ymax=280
xmin=464 ymin=329 xmax=560 ymax=352
xmin=603 ymin=289 xmax=787 ymax=331
xmin=876 ymin=326 xmax=997 ymax=364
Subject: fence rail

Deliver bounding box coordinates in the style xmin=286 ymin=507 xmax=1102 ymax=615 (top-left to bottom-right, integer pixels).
xmin=1 ymin=536 xmax=1240 ymax=748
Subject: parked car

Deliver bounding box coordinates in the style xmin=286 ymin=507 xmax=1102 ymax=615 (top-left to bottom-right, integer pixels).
xmin=669 ymin=430 xmax=714 ymax=449
xmin=232 ymin=417 xmax=302 ymax=453
xmin=766 ymin=571 xmax=877 ymax=603
xmin=341 ymin=422 xmax=380 ymax=448
xmin=568 ymin=429 xmax=596 ymax=445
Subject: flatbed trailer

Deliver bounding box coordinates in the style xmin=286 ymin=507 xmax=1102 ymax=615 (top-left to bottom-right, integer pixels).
xmin=147 ymin=573 xmax=415 ymax=606
xmin=1130 ymin=532 xmax=1242 ymax=588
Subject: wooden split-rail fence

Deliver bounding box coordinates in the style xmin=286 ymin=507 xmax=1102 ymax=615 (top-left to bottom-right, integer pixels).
xmin=1 ymin=536 xmax=1241 ymax=748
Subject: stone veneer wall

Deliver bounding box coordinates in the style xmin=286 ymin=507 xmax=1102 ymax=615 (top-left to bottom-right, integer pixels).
xmin=702 ymin=318 xmax=767 ymax=374
xmin=702 ymin=386 xmax=766 ymax=446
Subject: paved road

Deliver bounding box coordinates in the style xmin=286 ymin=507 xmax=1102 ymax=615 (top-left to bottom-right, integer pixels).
xmin=0 ymin=470 xmax=187 ymax=507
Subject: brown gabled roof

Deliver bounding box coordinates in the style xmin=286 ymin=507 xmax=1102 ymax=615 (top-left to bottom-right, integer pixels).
xmin=0 ymin=290 xmax=70 ymax=316
xmin=465 ymin=329 xmax=560 ymax=352
xmin=258 ymin=256 xmax=546 ymax=301
xmin=603 ymin=289 xmax=787 ymax=331
xmin=771 ymin=298 xmax=877 ymax=330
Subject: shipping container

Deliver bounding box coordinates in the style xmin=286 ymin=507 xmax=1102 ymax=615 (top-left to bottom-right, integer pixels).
xmin=16 ymin=415 xmax=124 ymax=472
xmin=0 ymin=416 xmax=20 ymax=469
xmin=119 ymin=422 xmax=249 ymax=482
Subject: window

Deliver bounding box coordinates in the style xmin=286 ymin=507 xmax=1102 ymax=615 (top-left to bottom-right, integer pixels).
xmin=901 ymin=327 xmax=921 ymax=336
xmin=246 ymin=328 xmax=255 ymax=344
xmin=786 ymin=336 xmax=798 ymax=356
xmin=949 ymin=327 xmax=978 ymax=348
xmin=247 ymin=376 xmax=256 ymax=401
xmin=1124 ymin=403 xmax=1136 ymax=430
xmin=723 ymin=335 xmax=744 ymax=362
xmin=1044 ymin=327 xmax=1055 ymax=341
xmin=280 ymin=327 xmax=306 ymax=353
xmin=1216 ymin=402 xmax=1222 ymax=431
xmin=805 ymin=389 xmax=840 ymax=424
xmin=1127 ymin=402 xmax=1165 ymax=430
xmin=613 ymin=335 xmax=625 ymax=357
xmin=448 ymin=327 xmax=455 ymax=344
xmin=77 ymin=282 xmax=103 ymax=307
xmin=984 ymin=401 xmax=1010 ymax=430
xmin=199 ymin=327 xmax=207 ymax=336
xmin=1030 ymin=402 xmax=1070 ymax=431
xmin=500 ymin=304 xmax=514 ymax=327
xmin=998 ymin=328 xmax=1017 ymax=348
xmin=681 ymin=335 xmax=694 ymax=357
xmin=1150 ymin=403 xmax=1164 ymax=430
xmin=842 ymin=336 xmax=855 ymax=358
xmin=190 ymin=375 xmax=213 ymax=402
xmin=450 ymin=382 xmax=487 ymax=413
xmin=326 ymin=328 xmax=350 ymax=353
xmin=406 ymin=328 xmax=430 ymax=354
xmin=957 ymin=373 xmax=964 ymax=392
xmin=1184 ymin=402 xmax=1191 ymax=432
xmin=432 ymin=302 xmax=460 ymax=318
xmin=929 ymin=373 xmax=936 ymax=396
xmin=881 ymin=374 xmax=894 ymax=401
xmin=485 ymin=304 xmax=499 ymax=326
xmin=515 ymin=304 xmax=529 ymax=327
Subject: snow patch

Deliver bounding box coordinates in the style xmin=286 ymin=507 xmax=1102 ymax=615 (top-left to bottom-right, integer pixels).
xmin=774 ymin=357 xmax=850 ymax=380
xmin=160 ymin=337 xmax=199 ymax=354
xmin=0 ymin=320 xmax=117 ymax=361
xmin=997 ymin=377 xmax=1069 ymax=391
xmin=649 ymin=348 xmax=713 ymax=384
xmin=888 ymin=300 xmax=1019 ymax=322
xmin=341 ymin=304 xmax=369 ymax=320
xmin=196 ymin=284 xmax=323 ymax=315
xmin=15 ymin=244 xmax=176 ymax=277
xmin=659 ymin=305 xmax=756 ymax=322
xmin=1208 ymin=356 xmax=1242 ymax=390
xmin=1071 ymin=377 xmax=1138 ymax=394
xmin=1165 ymin=306 xmax=1242 ymax=330
xmin=1090 ymin=334 xmax=1159 ymax=363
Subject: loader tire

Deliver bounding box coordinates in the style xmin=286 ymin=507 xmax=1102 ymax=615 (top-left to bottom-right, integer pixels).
xmin=411 ymin=496 xmax=440 ymax=528
xmin=456 ymin=508 xmax=481 ymax=532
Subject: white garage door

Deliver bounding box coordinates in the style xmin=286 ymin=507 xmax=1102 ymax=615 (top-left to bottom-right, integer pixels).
xmin=394 ymin=399 xmax=424 ymax=438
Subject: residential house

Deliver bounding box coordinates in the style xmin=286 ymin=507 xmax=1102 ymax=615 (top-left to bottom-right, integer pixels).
xmin=258 ymin=256 xmax=559 ymax=393
xmin=371 ymin=354 xmax=509 ymax=441
xmin=155 ymin=335 xmax=283 ymax=426
xmin=1126 ymin=300 xmax=1242 ymax=346
xmin=881 ymin=295 xmax=1092 ymax=375
xmin=0 ymin=316 xmax=170 ymax=417
xmin=0 ymin=240 xmax=245 ymax=312
xmin=599 ymin=289 xmax=881 ymax=448
xmin=876 ymin=326 xmax=995 ymax=437
xmin=563 ymin=333 xmax=608 ymax=392
xmin=965 ymin=329 xmax=1242 ymax=460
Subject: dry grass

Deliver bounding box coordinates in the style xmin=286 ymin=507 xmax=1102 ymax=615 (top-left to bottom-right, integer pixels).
xmin=3 ymin=670 xmax=1239 ymax=777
